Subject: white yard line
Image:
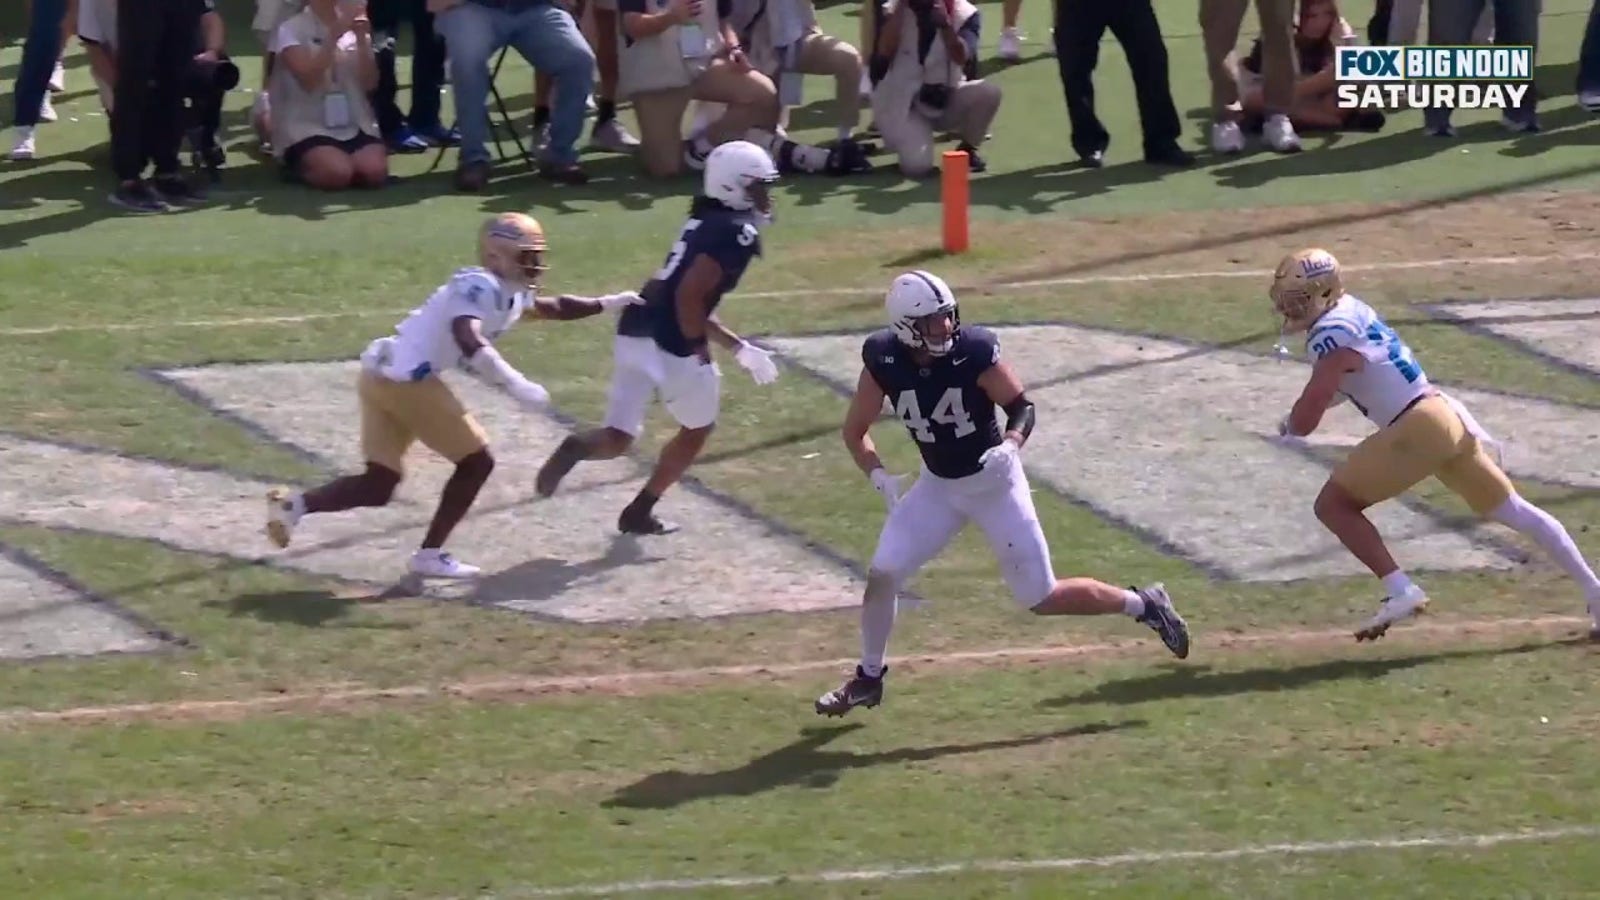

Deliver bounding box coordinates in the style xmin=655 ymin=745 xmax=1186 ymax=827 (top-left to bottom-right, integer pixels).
xmin=499 ymin=825 xmax=1600 ymax=897
xmin=5 ymin=252 xmax=1593 ymax=337
xmin=1 ymin=613 xmax=1586 ymax=726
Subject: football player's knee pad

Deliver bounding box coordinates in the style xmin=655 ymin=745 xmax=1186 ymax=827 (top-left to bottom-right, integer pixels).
xmin=864 ymin=568 xmax=900 ymax=604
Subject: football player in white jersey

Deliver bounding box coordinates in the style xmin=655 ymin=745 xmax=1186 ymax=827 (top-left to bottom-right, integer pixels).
xmin=1273 ymin=248 xmax=1600 ymax=641
xmin=263 ymin=213 xmax=645 ymax=579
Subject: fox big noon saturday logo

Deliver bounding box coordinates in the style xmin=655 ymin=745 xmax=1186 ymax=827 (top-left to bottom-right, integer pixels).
xmin=1336 ymin=45 xmax=1533 ymax=111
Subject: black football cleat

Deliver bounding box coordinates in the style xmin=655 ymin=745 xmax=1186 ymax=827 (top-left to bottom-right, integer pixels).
xmin=617 ymin=507 xmax=680 ymax=536
xmin=1133 ymin=583 xmax=1190 ymax=659
xmin=815 ymin=665 xmax=885 ymax=717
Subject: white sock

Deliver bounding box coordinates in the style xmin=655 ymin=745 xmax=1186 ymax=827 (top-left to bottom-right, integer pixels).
xmin=1491 ymin=494 xmax=1600 ymax=601
xmin=1381 ymin=570 xmax=1416 ymax=598
xmin=837 ymin=125 xmax=854 ymax=142
xmin=1122 ymin=590 xmax=1144 ymax=617
xmin=290 ymin=493 xmax=307 ymax=519
xmin=860 ymin=575 xmax=898 ymax=678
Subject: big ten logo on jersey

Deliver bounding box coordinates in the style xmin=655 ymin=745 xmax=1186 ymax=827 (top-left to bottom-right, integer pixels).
xmin=894 ymin=387 xmax=977 ymax=443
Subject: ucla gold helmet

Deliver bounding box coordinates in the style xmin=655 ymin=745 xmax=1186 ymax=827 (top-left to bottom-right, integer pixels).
xmin=479 ymin=212 xmax=548 ymax=290
xmin=1270 ymin=248 xmax=1345 ymax=333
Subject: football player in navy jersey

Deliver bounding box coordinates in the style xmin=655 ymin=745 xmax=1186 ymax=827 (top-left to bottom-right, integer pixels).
xmin=815 ymin=270 xmax=1192 ymax=717
xmin=534 ymin=140 xmax=784 ymax=535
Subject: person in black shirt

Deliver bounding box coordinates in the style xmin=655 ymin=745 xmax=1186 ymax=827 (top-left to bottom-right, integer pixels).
xmin=535 ymin=141 xmax=786 ymax=535
xmin=815 ymin=269 xmax=1191 ymax=718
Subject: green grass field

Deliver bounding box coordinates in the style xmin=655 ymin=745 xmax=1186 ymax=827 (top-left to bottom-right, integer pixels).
xmin=6 ymin=0 xmax=1600 ymax=895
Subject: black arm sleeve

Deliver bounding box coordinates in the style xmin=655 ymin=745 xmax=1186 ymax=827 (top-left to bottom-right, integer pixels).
xmin=1002 ymin=394 xmax=1036 ymax=440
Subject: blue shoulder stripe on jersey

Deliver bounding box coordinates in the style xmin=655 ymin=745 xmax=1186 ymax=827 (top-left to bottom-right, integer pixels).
xmin=1308 ymin=320 xmax=1360 ymax=341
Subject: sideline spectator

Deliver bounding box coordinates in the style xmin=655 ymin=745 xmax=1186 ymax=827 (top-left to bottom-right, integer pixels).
xmin=1202 ymin=0 xmax=1300 ymax=153
xmin=1581 ymin=0 xmax=1600 ymax=111
xmin=1054 ymin=0 xmax=1191 ymax=168
xmin=8 ymin=0 xmax=70 ymax=161
xmin=1238 ymin=0 xmax=1385 ymax=134
xmin=1371 ymin=0 xmax=1491 ymax=44
xmin=532 ymin=1 xmax=640 ymax=153
xmin=106 ymin=0 xmax=212 ymax=212
xmin=618 ymin=0 xmax=781 ymax=178
xmin=252 ymin=0 xmax=308 ymax=153
xmin=870 ymin=0 xmax=999 ymax=176
xmin=430 ymin=0 xmax=596 ymax=191
xmin=370 ymin=0 xmax=456 ymax=152
xmin=1425 ymin=0 xmax=1537 ymax=135
xmin=731 ymin=0 xmax=864 ymax=145
xmin=270 ymin=0 xmax=390 ymax=190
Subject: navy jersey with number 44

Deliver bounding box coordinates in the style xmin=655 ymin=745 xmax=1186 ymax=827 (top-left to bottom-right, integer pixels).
xmin=617 ymin=202 xmax=763 ymax=357
xmin=865 ymin=325 xmax=1004 ymax=479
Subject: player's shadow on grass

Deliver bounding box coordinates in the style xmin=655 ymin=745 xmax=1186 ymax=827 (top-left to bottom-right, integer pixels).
xmin=207 ymin=588 xmax=406 ymax=628
xmin=602 ymin=719 xmax=1146 ymax=810
xmin=468 ymin=536 xmax=664 ymax=610
xmin=1040 ymin=639 xmax=1580 ymax=708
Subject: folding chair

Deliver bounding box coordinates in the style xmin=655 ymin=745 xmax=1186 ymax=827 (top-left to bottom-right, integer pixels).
xmin=429 ymin=46 xmax=535 ymax=173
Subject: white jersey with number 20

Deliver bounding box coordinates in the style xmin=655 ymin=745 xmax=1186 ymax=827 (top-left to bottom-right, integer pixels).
xmin=366 ymin=267 xmax=528 ymax=383
xmin=1303 ymin=294 xmax=1432 ymax=427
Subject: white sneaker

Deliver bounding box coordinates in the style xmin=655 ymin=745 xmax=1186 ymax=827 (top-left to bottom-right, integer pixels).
xmin=409 ymin=549 xmax=481 ymax=579
xmin=997 ymin=27 xmax=1022 ymax=61
xmin=1210 ymin=120 xmax=1245 ymax=154
xmin=265 ymin=487 xmax=303 ymax=549
xmin=1354 ymin=584 xmax=1429 ymax=642
xmin=38 ymin=94 xmax=57 ymax=124
xmin=9 ymin=127 xmax=36 ymax=161
xmin=590 ymin=117 xmax=639 ymax=153
xmin=1263 ymin=114 xmax=1301 ymax=153
xmin=1582 ymin=89 xmax=1600 ymax=112
xmin=859 ymin=70 xmax=873 ymax=100
xmin=49 ymin=60 xmax=64 ymax=93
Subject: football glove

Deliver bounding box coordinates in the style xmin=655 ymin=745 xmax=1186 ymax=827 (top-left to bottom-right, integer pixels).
xmin=869 ymin=467 xmax=907 ymax=511
xmin=735 ymin=341 xmax=780 ymax=385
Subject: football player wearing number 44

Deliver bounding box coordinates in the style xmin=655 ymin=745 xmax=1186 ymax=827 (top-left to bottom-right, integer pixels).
xmin=535 ymin=141 xmax=784 ymax=536
xmin=815 ymin=270 xmax=1191 ymax=718
xmin=1272 ymin=248 xmax=1600 ymax=642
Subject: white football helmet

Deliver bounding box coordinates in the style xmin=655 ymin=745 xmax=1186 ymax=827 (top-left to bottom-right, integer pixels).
xmin=886 ymin=270 xmax=959 ymax=355
xmin=703 ymin=140 xmax=780 ymax=221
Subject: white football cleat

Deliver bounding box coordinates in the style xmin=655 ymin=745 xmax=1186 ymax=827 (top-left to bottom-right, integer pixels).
xmin=1354 ymin=585 xmax=1429 ymax=642
xmin=1210 ymin=120 xmax=1245 ymax=154
xmin=9 ymin=127 xmax=37 ymax=161
xmin=409 ymin=549 xmax=481 ymax=579
xmin=38 ymin=93 xmax=57 ymax=124
xmin=49 ymin=60 xmax=65 ymax=93
xmin=265 ymin=487 xmax=302 ymax=549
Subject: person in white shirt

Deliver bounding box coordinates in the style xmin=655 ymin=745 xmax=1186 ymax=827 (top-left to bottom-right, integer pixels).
xmin=1273 ymin=248 xmax=1600 ymax=642
xmin=264 ymin=213 xmax=646 ymax=580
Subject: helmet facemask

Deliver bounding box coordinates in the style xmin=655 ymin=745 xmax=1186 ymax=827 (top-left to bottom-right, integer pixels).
xmin=899 ymin=305 xmax=959 ymax=356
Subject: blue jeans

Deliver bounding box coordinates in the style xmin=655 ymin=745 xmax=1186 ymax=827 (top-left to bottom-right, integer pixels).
xmin=12 ymin=0 xmax=67 ymax=128
xmin=436 ymin=0 xmax=595 ymax=166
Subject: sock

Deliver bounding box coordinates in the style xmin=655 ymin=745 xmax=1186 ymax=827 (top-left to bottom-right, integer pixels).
xmin=860 ymin=597 xmax=895 ymax=678
xmin=626 ymin=488 xmax=659 ymax=517
xmin=1381 ymin=570 xmax=1416 ymax=598
xmin=837 ymin=125 xmax=853 ymax=142
xmin=1121 ymin=589 xmax=1144 ymax=617
xmin=533 ymin=105 xmax=551 ymax=128
xmin=1491 ymin=494 xmax=1600 ymax=601
xmin=289 ymin=492 xmax=307 ymax=519
xmin=596 ymin=99 xmax=616 ymax=124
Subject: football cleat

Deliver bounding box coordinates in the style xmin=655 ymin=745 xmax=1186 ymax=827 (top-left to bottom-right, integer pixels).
xmin=1133 ymin=583 xmax=1190 ymax=659
xmin=1354 ymin=585 xmax=1429 ymax=642
xmin=815 ymin=665 xmax=885 ymax=717
xmin=408 ymin=549 xmax=481 ymax=579
xmin=617 ymin=507 xmax=680 ymax=536
xmin=265 ymin=487 xmax=301 ymax=549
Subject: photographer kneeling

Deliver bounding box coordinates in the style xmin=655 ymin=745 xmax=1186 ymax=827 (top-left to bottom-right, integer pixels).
xmin=869 ymin=0 xmax=998 ymax=177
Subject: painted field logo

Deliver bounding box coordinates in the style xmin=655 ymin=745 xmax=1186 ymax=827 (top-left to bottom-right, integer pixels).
xmin=1335 ymin=45 xmax=1532 ymax=111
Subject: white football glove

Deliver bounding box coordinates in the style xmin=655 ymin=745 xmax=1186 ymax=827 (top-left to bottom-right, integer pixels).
xmin=1275 ymin=415 xmax=1309 ymax=447
xmin=594 ymin=290 xmax=646 ymax=311
xmin=734 ymin=340 xmax=780 ymax=385
xmin=978 ymin=439 xmax=1020 ymax=475
xmin=869 ymin=467 xmax=907 ymax=511
xmin=505 ymin=377 xmax=551 ymax=412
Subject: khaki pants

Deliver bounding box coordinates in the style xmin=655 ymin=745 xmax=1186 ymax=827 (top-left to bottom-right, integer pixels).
xmin=358 ymin=370 xmax=488 ymax=475
xmin=1200 ymin=0 xmax=1294 ymax=116
xmin=632 ymin=59 xmax=780 ymax=177
xmin=789 ymin=31 xmax=864 ymax=133
xmin=872 ymin=80 xmax=1001 ymax=176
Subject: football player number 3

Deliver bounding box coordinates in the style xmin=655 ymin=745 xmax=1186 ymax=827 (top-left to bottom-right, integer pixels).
xmin=895 ymin=388 xmax=977 ymax=443
xmin=655 ymin=218 xmax=703 ymax=281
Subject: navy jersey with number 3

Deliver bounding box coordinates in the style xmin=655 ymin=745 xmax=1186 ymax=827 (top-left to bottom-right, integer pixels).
xmin=617 ymin=203 xmax=763 ymax=357
xmin=865 ymin=325 xmax=1004 ymax=479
